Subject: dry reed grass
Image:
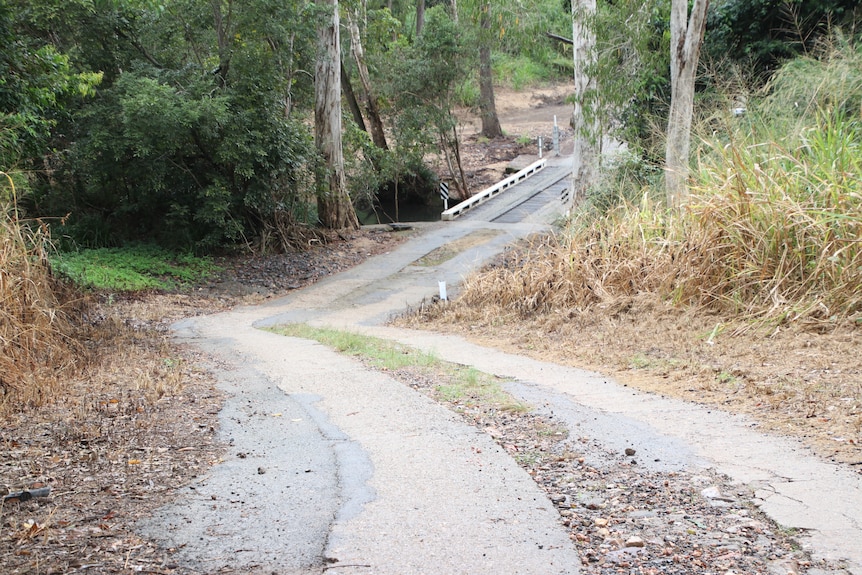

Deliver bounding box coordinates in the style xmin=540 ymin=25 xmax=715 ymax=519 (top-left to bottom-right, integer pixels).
xmin=459 ymin=137 xmax=861 ymax=326
xmin=1 ymin=174 xmax=86 ymax=410
xmin=462 ymin=41 xmax=862 ymax=327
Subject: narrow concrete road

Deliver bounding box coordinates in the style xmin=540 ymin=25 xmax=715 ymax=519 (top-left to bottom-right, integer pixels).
xmin=140 ymin=164 xmax=862 ymax=574
xmin=140 ymin=188 xmax=581 ymax=573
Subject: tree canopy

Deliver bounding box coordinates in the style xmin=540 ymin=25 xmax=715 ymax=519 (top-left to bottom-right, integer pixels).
xmin=2 ymin=0 xmax=858 ymax=250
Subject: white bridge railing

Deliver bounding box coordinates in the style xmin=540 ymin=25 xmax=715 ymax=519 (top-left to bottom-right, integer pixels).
xmin=441 ymin=158 xmax=547 ymax=221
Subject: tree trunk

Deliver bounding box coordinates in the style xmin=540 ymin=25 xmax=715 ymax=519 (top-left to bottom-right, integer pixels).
xmin=570 ymin=0 xmax=598 ymax=206
xmin=439 ymin=127 xmax=468 ymax=199
xmin=314 ymin=0 xmax=359 ymax=229
xmin=451 ymin=124 xmax=468 ymax=197
xmin=347 ymin=11 xmax=389 ymax=150
xmin=266 ymin=33 xmax=296 ymax=118
xmin=416 ymin=0 xmax=425 ymax=36
xmin=211 ymin=0 xmax=233 ymax=85
xmin=341 ymin=60 xmax=367 ymax=132
xmin=665 ymin=0 xmax=710 ymax=209
xmin=479 ymin=3 xmax=502 ymax=139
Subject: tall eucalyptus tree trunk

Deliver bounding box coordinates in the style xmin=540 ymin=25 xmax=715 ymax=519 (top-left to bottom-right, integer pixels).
xmin=479 ymin=2 xmax=502 ymax=139
xmin=665 ymin=0 xmax=710 ymax=209
xmin=347 ymin=10 xmax=388 ymax=150
xmin=570 ymin=0 xmax=598 ymax=206
xmin=341 ymin=61 xmax=367 ymax=132
xmin=314 ymin=0 xmax=359 ymax=229
xmin=211 ymin=0 xmax=233 ymax=85
xmin=416 ymin=0 xmax=425 ymax=36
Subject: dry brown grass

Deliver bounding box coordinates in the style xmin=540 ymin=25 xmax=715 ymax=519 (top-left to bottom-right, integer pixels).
xmin=402 ymin=237 xmax=862 ymax=468
xmin=0 ymin=289 xmax=225 ymax=574
xmin=0 ymin=193 xmax=88 ymax=410
xmin=457 ymin=189 xmax=862 ymax=327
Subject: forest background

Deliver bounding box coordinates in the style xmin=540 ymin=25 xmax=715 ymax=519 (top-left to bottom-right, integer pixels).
xmin=1 ymin=0 xmax=857 ymax=252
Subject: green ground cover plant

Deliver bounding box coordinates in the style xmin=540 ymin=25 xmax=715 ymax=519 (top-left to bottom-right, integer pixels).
xmin=50 ymin=245 xmax=218 ymax=291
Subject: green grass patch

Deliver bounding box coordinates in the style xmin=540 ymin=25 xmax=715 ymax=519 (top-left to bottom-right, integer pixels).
xmin=414 ymin=229 xmax=503 ymax=267
xmin=456 ymin=78 xmax=480 ymax=108
xmin=514 ymin=450 xmax=544 ymax=467
xmin=51 ymin=245 xmax=219 ymax=291
xmin=493 ymin=54 xmax=553 ymax=90
xmin=716 ymin=371 xmax=738 ymax=386
xmin=628 ymin=353 xmax=653 ymax=369
xmin=435 ymin=364 xmax=527 ymax=412
xmin=270 ymin=324 xmax=528 ymax=413
xmin=272 ymin=323 xmax=439 ymax=371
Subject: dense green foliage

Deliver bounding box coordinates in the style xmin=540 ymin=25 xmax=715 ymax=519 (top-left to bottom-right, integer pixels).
xmin=381 ymin=6 xmax=473 ymax=193
xmin=587 ymin=0 xmax=860 ymax=163
xmin=4 ymin=0 xmax=859 ymax=252
xmin=591 ymin=0 xmax=671 ymax=160
xmin=0 ymin=0 xmax=101 ymax=176
xmin=26 ymin=0 xmax=325 ymax=251
xmin=705 ymin=0 xmax=860 ymax=70
xmin=2 ymin=0 xmax=576 ymax=250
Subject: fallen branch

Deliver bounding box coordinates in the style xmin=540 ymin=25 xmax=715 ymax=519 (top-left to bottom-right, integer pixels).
xmin=3 ymin=486 xmax=52 ymax=502
xmin=545 ymin=31 xmax=573 ymax=45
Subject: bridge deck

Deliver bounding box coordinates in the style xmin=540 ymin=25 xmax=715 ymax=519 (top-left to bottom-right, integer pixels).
xmin=459 ymin=161 xmax=571 ymax=224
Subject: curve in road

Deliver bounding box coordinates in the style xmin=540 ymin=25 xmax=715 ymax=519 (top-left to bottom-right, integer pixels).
xmin=139 ymin=163 xmax=862 ymax=575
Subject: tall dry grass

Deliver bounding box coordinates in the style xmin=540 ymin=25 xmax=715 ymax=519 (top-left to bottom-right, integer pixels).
xmin=461 ymin=41 xmax=862 ymax=326
xmin=1 ymin=172 xmax=84 ymax=409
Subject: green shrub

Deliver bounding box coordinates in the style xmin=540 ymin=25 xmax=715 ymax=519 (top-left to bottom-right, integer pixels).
xmin=584 ymin=150 xmax=662 ymax=214
xmin=493 ymin=54 xmax=553 ymax=90
xmin=455 ymin=79 xmax=481 ymax=108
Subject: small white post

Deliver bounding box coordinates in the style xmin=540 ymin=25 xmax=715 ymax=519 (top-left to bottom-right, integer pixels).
xmin=438 ymin=281 xmax=448 ymax=301
xmin=538 ymin=135 xmax=543 ymax=158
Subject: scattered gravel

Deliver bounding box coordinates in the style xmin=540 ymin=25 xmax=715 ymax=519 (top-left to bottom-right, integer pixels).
xmin=390 ymin=366 xmax=848 ymax=575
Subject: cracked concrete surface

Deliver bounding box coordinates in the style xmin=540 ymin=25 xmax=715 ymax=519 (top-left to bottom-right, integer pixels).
xmin=141 ymin=164 xmax=862 ymax=573
xmin=358 ymin=327 xmax=862 ymax=573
